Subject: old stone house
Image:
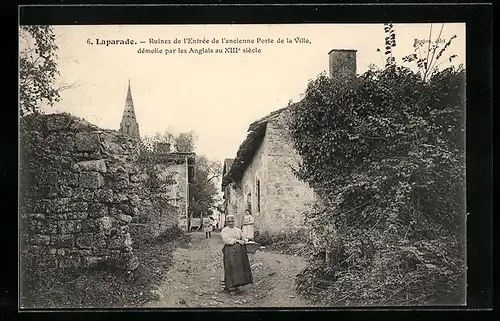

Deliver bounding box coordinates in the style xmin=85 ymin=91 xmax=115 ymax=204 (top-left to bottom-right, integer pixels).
xmin=119 ymin=81 xmax=195 ymax=231
xmin=221 ymin=49 xmax=357 ymax=235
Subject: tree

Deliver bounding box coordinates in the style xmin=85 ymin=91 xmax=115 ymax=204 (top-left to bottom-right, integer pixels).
xmin=189 ymin=155 xmax=222 ymax=218
xmin=141 ymin=130 xmax=197 ymax=153
xmin=174 ymin=131 xmax=197 ymax=153
xmin=19 ymin=25 xmax=60 ymax=117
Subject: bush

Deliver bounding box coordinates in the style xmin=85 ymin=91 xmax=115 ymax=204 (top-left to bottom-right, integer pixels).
xmin=290 ymin=57 xmax=465 ymax=305
xmin=254 ymin=229 xmax=310 ymax=256
xmin=21 ymin=227 xmax=190 ymax=308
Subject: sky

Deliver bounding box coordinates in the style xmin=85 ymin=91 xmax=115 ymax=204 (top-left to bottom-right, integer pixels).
xmin=40 ymin=23 xmax=465 ymax=166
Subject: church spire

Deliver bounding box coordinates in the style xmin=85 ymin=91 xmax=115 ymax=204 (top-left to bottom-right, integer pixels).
xmin=119 ymin=80 xmax=140 ymax=139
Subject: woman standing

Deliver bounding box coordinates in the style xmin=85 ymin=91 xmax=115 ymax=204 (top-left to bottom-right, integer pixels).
xmin=220 ymin=215 xmax=253 ymax=293
xmin=242 ymin=209 xmax=255 ymax=240
xmin=203 ymin=216 xmax=213 ymax=238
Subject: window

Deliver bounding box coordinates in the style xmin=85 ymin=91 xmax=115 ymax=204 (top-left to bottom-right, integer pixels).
xmin=256 ymin=179 xmax=261 ymax=212
xmin=126 ymin=124 xmax=130 ymax=134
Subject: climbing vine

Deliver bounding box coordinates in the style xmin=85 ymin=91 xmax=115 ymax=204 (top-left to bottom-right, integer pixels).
xmin=292 ymin=24 xmax=465 ymax=306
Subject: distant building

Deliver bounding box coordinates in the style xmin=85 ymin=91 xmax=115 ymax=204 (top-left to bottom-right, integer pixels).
xmin=221 ymin=49 xmax=357 ymax=235
xmin=118 ymin=81 xmax=195 ymax=231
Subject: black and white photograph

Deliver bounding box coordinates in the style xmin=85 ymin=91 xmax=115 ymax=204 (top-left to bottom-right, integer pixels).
xmin=19 ymin=21 xmax=467 ymax=309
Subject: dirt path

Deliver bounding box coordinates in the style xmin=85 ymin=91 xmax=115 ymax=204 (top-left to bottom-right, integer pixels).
xmin=145 ymin=231 xmax=320 ymax=308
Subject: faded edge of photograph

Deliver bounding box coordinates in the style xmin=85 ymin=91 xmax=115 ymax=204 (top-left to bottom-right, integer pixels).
xmin=19 ymin=22 xmax=467 ymax=310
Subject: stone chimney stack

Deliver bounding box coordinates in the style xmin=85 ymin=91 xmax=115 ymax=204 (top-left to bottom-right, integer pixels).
xmin=328 ymin=49 xmax=357 ymax=87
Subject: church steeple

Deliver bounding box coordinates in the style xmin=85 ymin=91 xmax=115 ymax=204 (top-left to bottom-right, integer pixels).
xmin=119 ymin=79 xmax=140 ymax=139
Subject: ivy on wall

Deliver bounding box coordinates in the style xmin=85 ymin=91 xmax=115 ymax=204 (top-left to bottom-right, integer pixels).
xmin=291 ymin=24 xmax=465 ymax=306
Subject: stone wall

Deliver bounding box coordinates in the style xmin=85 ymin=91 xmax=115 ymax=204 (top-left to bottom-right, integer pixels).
xmin=20 ymin=113 xmax=179 ymax=272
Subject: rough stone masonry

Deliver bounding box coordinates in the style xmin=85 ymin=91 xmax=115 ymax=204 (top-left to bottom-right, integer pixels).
xmin=20 ymin=113 xmax=178 ymax=272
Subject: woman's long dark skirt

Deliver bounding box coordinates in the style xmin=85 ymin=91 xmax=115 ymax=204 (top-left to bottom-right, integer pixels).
xmin=222 ymin=243 xmax=253 ymax=288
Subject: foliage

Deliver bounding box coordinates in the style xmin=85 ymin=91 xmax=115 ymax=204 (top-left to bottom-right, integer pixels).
xmin=376 ymin=23 xmax=460 ymax=81
xmin=175 ymin=131 xmax=198 ymax=153
xmin=141 ymin=130 xmax=197 ymax=153
xmin=254 ymin=229 xmax=310 ymax=256
xmin=190 ymin=155 xmax=222 ymax=218
xmin=21 ymin=227 xmax=190 ymax=308
xmin=19 ymin=25 xmax=61 ymax=117
xmin=291 ymin=25 xmax=465 ymax=306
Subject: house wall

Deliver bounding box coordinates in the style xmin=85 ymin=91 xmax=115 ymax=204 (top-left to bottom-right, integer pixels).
xmin=261 ymin=109 xmax=316 ymax=234
xmin=238 ymin=130 xmax=269 ymax=231
xmin=226 ymin=108 xmax=316 ymax=236
xmin=224 ymin=182 xmax=243 ymax=228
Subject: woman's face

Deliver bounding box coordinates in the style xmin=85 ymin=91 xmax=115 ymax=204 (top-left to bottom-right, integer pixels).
xmin=227 ymin=218 xmax=235 ymax=227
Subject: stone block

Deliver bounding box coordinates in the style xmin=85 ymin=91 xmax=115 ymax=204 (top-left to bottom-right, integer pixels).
xmin=58 ymin=255 xmax=81 ymax=270
xmin=69 ymin=201 xmax=89 ymax=212
xmin=93 ymin=232 xmax=108 ymax=250
xmin=59 ymin=186 xmax=73 ymax=198
xmin=31 ymin=234 xmax=50 ymax=246
xmin=73 ymin=160 xmax=107 ymax=173
xmin=41 ymin=171 xmax=59 ymax=186
xmin=58 ymin=172 xmax=80 ymax=187
xmin=75 ymin=131 xmax=101 ymax=152
xmin=114 ymin=174 xmax=129 ymax=189
xmin=28 ymin=219 xmax=44 ymax=233
xmin=89 ymin=203 xmax=108 ymax=218
xmin=72 ymin=188 xmax=95 ymax=201
xmin=113 ymin=193 xmax=128 ymax=203
xmin=109 ymin=206 xmax=123 ymax=216
xmin=108 ymin=235 xmax=124 ymax=249
xmin=67 ymin=212 xmax=88 ymax=220
xmin=79 ymin=172 xmax=105 ymax=189
xmin=39 ymin=254 xmax=58 ymax=269
xmin=59 ymin=220 xmax=82 ymax=234
xmin=76 ymin=232 xmax=94 ymax=249
xmin=101 ymin=139 xmax=125 ymax=155
xmin=41 ymin=185 xmax=59 ymax=198
xmin=97 ymin=216 xmax=115 ymax=231
xmin=94 ymin=189 xmax=114 ymax=202
xmin=81 ymin=219 xmax=96 ymax=232
xmin=43 ymin=133 xmax=75 ymax=154
xmin=124 ymin=232 xmax=132 ymax=247
xmin=45 ymin=220 xmax=59 ymax=234
xmin=128 ymin=194 xmax=141 ymax=206
xmin=28 ymin=213 xmax=46 ymax=220
xmin=82 ymin=256 xmax=101 ymax=268
xmin=50 ymin=198 xmax=71 ymax=213
xmin=118 ymin=214 xmax=132 ymax=224
xmin=130 ymin=173 xmax=149 ymax=183
xmin=51 ymin=234 xmax=75 ymax=248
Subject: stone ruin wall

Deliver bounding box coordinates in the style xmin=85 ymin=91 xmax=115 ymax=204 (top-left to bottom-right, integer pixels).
xmin=20 ymin=113 xmax=179 ymax=272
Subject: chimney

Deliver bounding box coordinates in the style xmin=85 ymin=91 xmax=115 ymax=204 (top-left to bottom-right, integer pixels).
xmin=328 ymin=49 xmax=357 ymax=87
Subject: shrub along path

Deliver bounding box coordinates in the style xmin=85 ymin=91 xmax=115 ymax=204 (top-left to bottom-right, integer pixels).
xmin=145 ymin=231 xmax=320 ymax=308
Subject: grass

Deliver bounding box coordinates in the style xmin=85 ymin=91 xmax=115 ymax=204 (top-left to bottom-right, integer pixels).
xmin=20 ymin=227 xmax=191 ymax=309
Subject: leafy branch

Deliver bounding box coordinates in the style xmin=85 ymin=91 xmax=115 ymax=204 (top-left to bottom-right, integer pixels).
xmin=402 ymin=23 xmax=458 ymax=81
